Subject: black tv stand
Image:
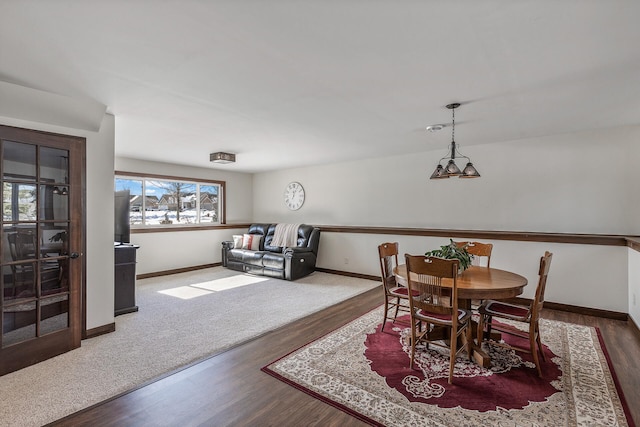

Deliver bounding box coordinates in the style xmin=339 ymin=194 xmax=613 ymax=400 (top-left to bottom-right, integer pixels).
xmin=114 ymin=243 xmax=139 ymax=316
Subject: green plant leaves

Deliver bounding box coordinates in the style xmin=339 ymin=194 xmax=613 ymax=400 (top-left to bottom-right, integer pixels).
xmin=424 ymin=239 xmax=474 ymax=271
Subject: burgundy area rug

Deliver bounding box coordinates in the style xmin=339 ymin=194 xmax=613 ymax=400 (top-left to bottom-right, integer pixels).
xmin=262 ymin=306 xmax=635 ymax=427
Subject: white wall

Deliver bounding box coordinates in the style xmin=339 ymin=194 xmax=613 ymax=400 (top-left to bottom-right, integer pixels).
xmin=0 ymin=114 xmax=116 ymax=330
xmin=86 ymin=114 xmax=117 ymax=329
xmin=320 ymin=232 xmax=627 ymax=312
xmin=114 ymin=157 xmax=253 ymax=275
xmin=128 ymin=228 xmax=247 ymax=276
xmin=254 ymin=125 xmax=640 ymax=234
xmin=253 ymin=126 xmax=640 ymax=313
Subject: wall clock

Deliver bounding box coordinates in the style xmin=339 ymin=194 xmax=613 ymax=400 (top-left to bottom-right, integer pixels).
xmin=284 ymin=181 xmax=305 ymax=210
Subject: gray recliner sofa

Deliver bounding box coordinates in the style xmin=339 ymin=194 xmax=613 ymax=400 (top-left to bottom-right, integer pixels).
xmin=221 ymin=223 xmax=321 ymax=280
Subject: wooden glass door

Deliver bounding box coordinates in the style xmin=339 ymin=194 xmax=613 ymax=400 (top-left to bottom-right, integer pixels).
xmin=0 ymin=125 xmax=83 ymax=375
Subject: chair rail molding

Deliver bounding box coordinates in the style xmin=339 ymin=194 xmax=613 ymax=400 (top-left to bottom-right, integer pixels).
xmin=317 ymin=225 xmax=637 ymax=246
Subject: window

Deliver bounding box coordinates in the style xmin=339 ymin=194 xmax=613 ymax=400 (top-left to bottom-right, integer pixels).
xmin=115 ymin=172 xmax=225 ymax=227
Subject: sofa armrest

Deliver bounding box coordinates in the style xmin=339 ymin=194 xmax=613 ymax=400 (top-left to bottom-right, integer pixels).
xmin=283 ymin=247 xmax=314 ymax=255
xmin=221 ymin=241 xmax=234 ymax=266
xmin=284 ymin=247 xmax=318 ymax=280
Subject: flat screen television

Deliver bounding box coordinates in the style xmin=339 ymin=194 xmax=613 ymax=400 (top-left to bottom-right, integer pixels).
xmin=114 ymin=190 xmax=131 ymax=244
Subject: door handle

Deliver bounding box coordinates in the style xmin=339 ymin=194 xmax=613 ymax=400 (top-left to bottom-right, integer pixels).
xmin=69 ymin=252 xmax=80 ymax=259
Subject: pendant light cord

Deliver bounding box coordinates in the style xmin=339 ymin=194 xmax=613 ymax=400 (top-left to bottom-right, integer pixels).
xmin=451 ymin=106 xmax=455 ymax=142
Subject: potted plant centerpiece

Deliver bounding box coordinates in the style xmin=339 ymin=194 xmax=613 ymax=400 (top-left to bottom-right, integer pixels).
xmin=425 ymin=239 xmax=474 ymax=273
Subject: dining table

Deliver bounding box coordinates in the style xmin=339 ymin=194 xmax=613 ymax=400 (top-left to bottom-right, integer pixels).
xmin=393 ymin=264 xmax=528 ymax=367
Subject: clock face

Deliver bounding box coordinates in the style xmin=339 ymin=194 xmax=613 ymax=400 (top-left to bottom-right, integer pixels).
xmin=284 ymin=182 xmax=305 ymax=210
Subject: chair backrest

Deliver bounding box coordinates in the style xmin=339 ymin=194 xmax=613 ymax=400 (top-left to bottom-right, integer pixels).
xmin=404 ymin=254 xmax=459 ymax=318
xmin=378 ymin=242 xmax=399 ymax=292
xmin=263 ymin=223 xmax=321 ymax=253
xmin=530 ymin=251 xmax=553 ymax=322
xmin=454 ymin=241 xmax=493 ymax=267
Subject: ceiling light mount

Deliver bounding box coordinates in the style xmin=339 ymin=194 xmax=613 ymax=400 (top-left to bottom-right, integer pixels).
xmin=210 ymin=152 xmax=236 ymax=164
xmin=430 ymin=103 xmax=480 ymax=179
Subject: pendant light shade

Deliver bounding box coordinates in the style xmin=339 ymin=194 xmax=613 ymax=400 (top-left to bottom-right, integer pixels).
xmin=430 ymin=103 xmax=480 ymax=180
xmin=444 ymin=159 xmax=462 ymax=175
xmin=460 ymin=162 xmax=481 ymax=178
xmin=429 ymin=164 xmax=449 ymax=179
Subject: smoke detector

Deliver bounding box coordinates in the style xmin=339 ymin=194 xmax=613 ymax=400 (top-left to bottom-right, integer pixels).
xmin=426 ymin=124 xmax=445 ymax=132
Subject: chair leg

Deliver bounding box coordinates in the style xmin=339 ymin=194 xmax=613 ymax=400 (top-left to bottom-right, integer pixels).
xmin=422 ymin=322 xmax=430 ymax=349
xmin=381 ymin=295 xmax=389 ymax=332
xmin=529 ymin=322 xmax=542 ymax=377
xmin=476 ymin=312 xmax=485 ymax=347
xmin=534 ymin=321 xmax=546 ymax=362
xmin=410 ymin=319 xmax=418 ymax=370
xmin=448 ymin=324 xmax=457 ymax=384
xmin=465 ymin=321 xmax=473 ymax=361
xmin=393 ymin=297 xmax=400 ymax=320
xmin=485 ymin=315 xmax=493 ymax=342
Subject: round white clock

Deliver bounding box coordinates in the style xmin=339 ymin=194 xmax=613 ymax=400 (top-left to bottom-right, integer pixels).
xmin=284 ymin=181 xmax=305 ymax=210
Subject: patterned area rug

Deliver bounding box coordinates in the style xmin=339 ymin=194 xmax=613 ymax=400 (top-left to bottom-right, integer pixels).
xmin=262 ymin=307 xmax=634 ymax=427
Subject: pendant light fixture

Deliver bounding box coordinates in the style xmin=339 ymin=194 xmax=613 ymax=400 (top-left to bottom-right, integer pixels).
xmin=430 ymin=103 xmax=480 ymax=179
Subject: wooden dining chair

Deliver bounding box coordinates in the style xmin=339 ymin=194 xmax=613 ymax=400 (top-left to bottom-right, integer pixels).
xmin=476 ymin=251 xmax=553 ymax=377
xmin=404 ymin=254 xmax=472 ymax=384
xmin=378 ymin=242 xmax=418 ymax=332
xmin=454 ymin=241 xmax=493 ymax=267
xmin=454 ymin=241 xmax=494 ymax=308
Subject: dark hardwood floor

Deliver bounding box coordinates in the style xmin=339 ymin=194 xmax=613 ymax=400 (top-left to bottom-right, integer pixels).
xmin=51 ymin=287 xmax=640 ymax=427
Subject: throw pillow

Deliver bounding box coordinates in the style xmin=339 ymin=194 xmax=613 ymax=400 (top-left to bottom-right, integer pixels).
xmin=242 ymin=234 xmax=262 ymax=250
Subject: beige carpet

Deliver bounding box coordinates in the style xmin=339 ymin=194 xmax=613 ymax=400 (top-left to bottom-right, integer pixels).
xmin=0 ymin=267 xmax=378 ymax=427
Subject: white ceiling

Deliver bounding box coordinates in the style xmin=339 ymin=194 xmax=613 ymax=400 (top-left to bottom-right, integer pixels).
xmin=2 ymin=1 xmax=640 ymax=173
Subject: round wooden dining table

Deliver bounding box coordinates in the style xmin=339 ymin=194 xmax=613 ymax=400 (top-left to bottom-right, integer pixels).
xmin=394 ymin=264 xmax=528 ymax=304
xmin=393 ymin=264 xmax=528 ymax=367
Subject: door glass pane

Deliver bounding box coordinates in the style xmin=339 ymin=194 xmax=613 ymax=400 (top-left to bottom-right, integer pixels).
xmin=2 ymin=301 xmax=37 ymax=347
xmin=2 ymin=262 xmax=36 ymax=301
xmin=2 ymin=141 xmax=36 ymax=181
xmin=42 ymin=224 xmax=68 ymax=256
xmin=56 ymin=257 xmax=69 ymax=293
xmin=3 ymin=183 xmax=37 ymax=221
xmin=40 ymin=185 xmax=68 ymax=220
xmin=2 ymin=183 xmax=11 ymax=221
xmin=3 ymin=223 xmax=38 ymax=303
xmin=2 ymin=265 xmax=15 ymax=300
xmin=4 ymin=226 xmax=38 ymax=262
xmin=39 ymin=147 xmax=68 ymax=184
xmin=4 ymin=262 xmax=37 ymax=303
xmin=41 ymin=260 xmax=63 ymax=296
xmin=40 ymin=295 xmax=69 ymax=335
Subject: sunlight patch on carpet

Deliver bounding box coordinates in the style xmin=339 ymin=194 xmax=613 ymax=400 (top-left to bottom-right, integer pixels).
xmin=158 ymin=275 xmax=269 ymax=299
